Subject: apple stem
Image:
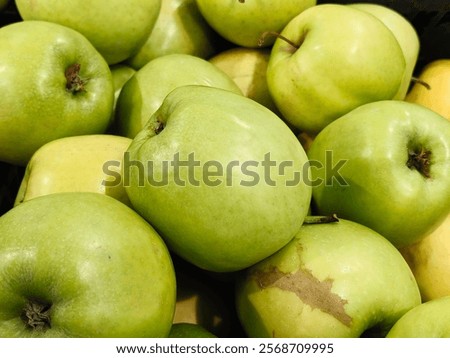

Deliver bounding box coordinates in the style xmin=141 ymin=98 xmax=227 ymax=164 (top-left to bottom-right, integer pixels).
xmin=411 ymin=76 xmax=431 ymax=90
xmin=407 ymin=146 xmax=431 ymax=178
xmin=21 ymin=299 xmax=51 ymax=331
xmin=304 ymin=214 xmax=339 ymax=225
xmin=258 ymin=31 xmax=299 ymax=49
xmin=65 ymin=63 xmax=87 ymax=93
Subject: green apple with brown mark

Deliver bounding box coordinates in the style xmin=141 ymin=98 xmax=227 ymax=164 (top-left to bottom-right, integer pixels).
xmin=235 ymin=218 xmax=421 ymax=337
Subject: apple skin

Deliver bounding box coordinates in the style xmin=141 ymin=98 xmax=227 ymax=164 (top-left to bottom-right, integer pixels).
xmin=308 ymin=100 xmax=450 ymax=249
xmin=235 ymin=219 xmax=421 ymax=338
xmin=169 ymin=323 xmax=217 ymax=338
xmin=0 ymin=21 xmax=114 ymax=166
xmin=0 ymin=192 xmax=176 ymax=337
xmin=127 ymin=0 xmax=221 ymax=70
xmin=400 ymin=214 xmax=450 ymax=302
xmin=115 ymin=54 xmax=243 ymax=139
xmin=406 ymin=59 xmax=450 ymax=120
xmin=349 ymin=3 xmax=420 ymax=100
xmin=386 ymin=296 xmax=450 ymax=338
xmin=196 ymin=0 xmax=316 ymax=48
xmin=15 ymin=0 xmax=161 ymax=65
xmin=266 ymin=4 xmax=406 ymax=134
xmin=125 ymin=85 xmax=312 ymax=272
xmin=14 ymin=134 xmax=133 ymax=207
xmin=209 ymin=47 xmax=279 ymax=113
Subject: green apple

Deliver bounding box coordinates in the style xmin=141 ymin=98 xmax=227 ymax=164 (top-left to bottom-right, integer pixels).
xmin=127 ymin=0 xmax=221 ymax=70
xmin=169 ymin=323 xmax=217 ymax=338
xmin=386 ymin=296 xmax=450 ymax=338
xmin=236 ymin=218 xmax=421 ymax=338
xmin=349 ymin=3 xmax=420 ymax=100
xmin=15 ymin=0 xmax=161 ymax=65
xmin=14 ymin=134 xmax=133 ymax=207
xmin=0 ymin=21 xmax=114 ymax=166
xmin=308 ymin=100 xmax=450 ymax=249
xmin=125 ymin=85 xmax=312 ymax=272
xmin=0 ymin=192 xmax=176 ymax=337
xmin=209 ymin=47 xmax=279 ymax=113
xmin=196 ymin=0 xmax=316 ymax=48
xmin=115 ymin=54 xmax=243 ymax=139
xmin=266 ymin=4 xmax=406 ymax=134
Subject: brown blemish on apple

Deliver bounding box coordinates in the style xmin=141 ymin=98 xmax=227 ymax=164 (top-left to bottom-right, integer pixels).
xmin=65 ymin=63 xmax=86 ymax=93
xmin=251 ymin=266 xmax=352 ymax=327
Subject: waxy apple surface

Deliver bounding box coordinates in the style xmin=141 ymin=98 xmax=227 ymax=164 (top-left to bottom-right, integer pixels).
xmin=267 ymin=4 xmax=406 ymax=134
xmin=115 ymin=54 xmax=243 ymax=139
xmin=0 ymin=21 xmax=114 ymax=166
xmin=196 ymin=0 xmax=316 ymax=48
xmin=15 ymin=0 xmax=162 ymax=64
xmin=0 ymin=192 xmax=176 ymax=337
xmin=125 ymin=85 xmax=312 ymax=272
xmin=308 ymin=100 xmax=450 ymax=248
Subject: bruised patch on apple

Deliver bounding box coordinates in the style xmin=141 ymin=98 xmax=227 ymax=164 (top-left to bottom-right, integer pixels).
xmin=251 ymin=266 xmax=352 ymax=327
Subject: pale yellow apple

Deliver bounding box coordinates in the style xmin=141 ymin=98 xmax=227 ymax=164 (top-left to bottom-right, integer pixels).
xmin=14 ymin=134 xmax=132 ymax=207
xmin=209 ymin=47 xmax=278 ymax=113
xmin=405 ymin=59 xmax=450 ymax=120
xmin=400 ymin=213 xmax=450 ymax=302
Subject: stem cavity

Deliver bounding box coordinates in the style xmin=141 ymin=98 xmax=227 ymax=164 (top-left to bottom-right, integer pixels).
xmin=65 ymin=63 xmax=87 ymax=93
xmin=21 ymin=299 xmax=52 ymax=332
xmin=407 ymin=146 xmax=432 ymax=178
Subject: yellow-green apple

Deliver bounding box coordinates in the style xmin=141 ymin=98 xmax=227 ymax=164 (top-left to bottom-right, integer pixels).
xmin=308 ymin=100 xmax=450 ymax=248
xmin=169 ymin=323 xmax=216 ymax=338
xmin=127 ymin=0 xmax=220 ymax=69
xmin=400 ymin=214 xmax=450 ymax=302
xmin=266 ymin=4 xmax=405 ymax=134
xmin=349 ymin=3 xmax=419 ymax=100
xmin=196 ymin=0 xmax=316 ymax=48
xmin=209 ymin=47 xmax=278 ymax=113
xmin=0 ymin=192 xmax=176 ymax=337
xmin=14 ymin=134 xmax=132 ymax=207
xmin=115 ymin=54 xmax=242 ymax=139
xmin=386 ymin=296 xmax=450 ymax=338
xmin=0 ymin=21 xmax=114 ymax=166
xmin=15 ymin=0 xmax=161 ymax=65
xmin=406 ymin=59 xmax=450 ymax=120
xmin=235 ymin=219 xmax=421 ymax=338
xmin=125 ymin=85 xmax=312 ymax=272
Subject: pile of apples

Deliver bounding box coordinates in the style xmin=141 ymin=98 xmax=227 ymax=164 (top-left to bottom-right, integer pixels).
xmin=0 ymin=0 xmax=449 ymax=338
